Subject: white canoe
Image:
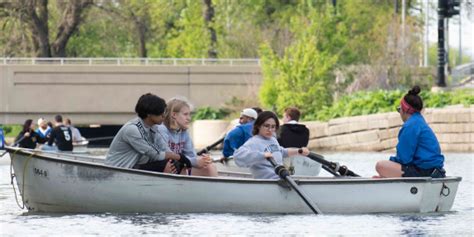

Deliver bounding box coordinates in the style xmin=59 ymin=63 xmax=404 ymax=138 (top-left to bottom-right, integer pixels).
xmin=6 ymin=147 xmax=461 ymax=214
xmin=214 ymin=156 xmax=322 ymax=176
xmin=72 ymin=139 xmax=89 ymax=154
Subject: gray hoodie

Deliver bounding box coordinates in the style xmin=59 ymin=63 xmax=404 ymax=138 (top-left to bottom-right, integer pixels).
xmin=155 ymin=124 xmax=198 ymax=167
xmin=234 ymin=135 xmax=288 ymax=179
xmin=105 ymin=117 xmax=166 ymax=168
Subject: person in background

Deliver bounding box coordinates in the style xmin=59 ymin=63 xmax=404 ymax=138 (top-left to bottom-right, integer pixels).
xmin=14 ymin=119 xmax=45 ymax=149
xmin=277 ymin=107 xmax=309 ymax=148
xmin=252 ymin=107 xmax=263 ymax=115
xmin=65 ymin=118 xmax=84 ymax=142
xmin=233 ymin=111 xmax=310 ymax=179
xmin=156 ymin=97 xmax=217 ymax=176
xmin=35 ymin=117 xmax=52 ymax=143
xmin=374 ymin=86 xmax=446 ymax=178
xmin=221 ymin=108 xmax=258 ymax=159
xmin=43 ymin=115 xmax=73 ymax=152
xmin=105 ymin=93 xmax=188 ymax=173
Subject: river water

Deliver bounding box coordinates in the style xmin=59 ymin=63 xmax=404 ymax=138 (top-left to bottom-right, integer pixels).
xmin=0 ymin=151 xmax=472 ymax=236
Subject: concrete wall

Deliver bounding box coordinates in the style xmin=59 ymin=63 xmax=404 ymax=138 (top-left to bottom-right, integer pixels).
xmin=0 ymin=65 xmax=261 ymax=125
xmin=304 ymin=106 xmax=473 ymax=152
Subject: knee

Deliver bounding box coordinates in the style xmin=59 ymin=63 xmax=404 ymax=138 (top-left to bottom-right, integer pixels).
xmin=375 ymin=161 xmax=385 ymax=173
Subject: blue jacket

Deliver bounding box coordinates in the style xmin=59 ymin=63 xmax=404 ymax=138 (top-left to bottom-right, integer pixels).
xmin=389 ymin=113 xmax=444 ymax=169
xmin=222 ymin=121 xmax=254 ymax=158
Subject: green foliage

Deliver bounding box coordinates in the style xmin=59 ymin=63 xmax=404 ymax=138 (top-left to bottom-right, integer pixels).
xmin=165 ymin=1 xmax=210 ymax=58
xmin=311 ymin=89 xmax=474 ymax=121
xmin=0 ymin=124 xmax=21 ymax=137
xmin=259 ymin=34 xmax=338 ymax=117
xmin=192 ymin=106 xmax=230 ymax=120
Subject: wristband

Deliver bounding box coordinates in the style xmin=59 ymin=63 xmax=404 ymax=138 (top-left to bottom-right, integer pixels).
xmin=298 ymin=148 xmax=303 ymax=154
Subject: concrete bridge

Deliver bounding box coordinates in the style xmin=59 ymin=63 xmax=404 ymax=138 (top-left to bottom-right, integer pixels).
xmin=0 ymin=58 xmax=262 ymax=125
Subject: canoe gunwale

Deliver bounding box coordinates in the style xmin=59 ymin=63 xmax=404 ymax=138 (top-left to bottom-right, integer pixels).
xmin=6 ymin=146 xmax=462 ymax=185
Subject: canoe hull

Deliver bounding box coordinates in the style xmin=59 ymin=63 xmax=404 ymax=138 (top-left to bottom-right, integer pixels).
xmin=8 ymin=148 xmax=461 ymax=214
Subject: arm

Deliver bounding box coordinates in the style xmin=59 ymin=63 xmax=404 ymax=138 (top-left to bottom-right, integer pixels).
xmin=233 ymin=140 xmax=265 ymax=168
xmin=122 ymin=125 xmax=172 ymax=162
xmin=222 ymin=128 xmax=241 ymax=157
xmin=47 ymin=129 xmax=56 ymax=146
xmin=390 ymin=125 xmax=420 ymax=165
xmin=181 ymin=132 xmax=198 ymax=167
xmin=228 ymin=128 xmax=244 ymax=153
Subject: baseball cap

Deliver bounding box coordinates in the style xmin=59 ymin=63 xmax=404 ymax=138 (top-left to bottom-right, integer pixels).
xmin=240 ymin=108 xmax=258 ymax=119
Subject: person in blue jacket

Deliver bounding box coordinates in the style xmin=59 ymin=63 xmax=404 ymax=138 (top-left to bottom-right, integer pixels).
xmin=221 ymin=108 xmax=258 ymax=159
xmin=374 ymin=86 xmax=446 ymax=178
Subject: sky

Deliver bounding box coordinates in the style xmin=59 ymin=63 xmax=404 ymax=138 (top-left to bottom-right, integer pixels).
xmin=426 ymin=1 xmax=474 ymax=59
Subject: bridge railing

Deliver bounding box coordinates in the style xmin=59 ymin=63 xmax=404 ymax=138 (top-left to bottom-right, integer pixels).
xmin=451 ymin=62 xmax=474 ymax=85
xmin=0 ymin=57 xmax=261 ymax=66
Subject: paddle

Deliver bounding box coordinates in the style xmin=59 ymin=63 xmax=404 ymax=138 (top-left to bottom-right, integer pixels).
xmin=12 ymin=135 xmax=27 ymax=147
xmin=307 ymin=152 xmax=360 ymax=177
xmin=267 ymin=157 xmax=322 ymax=214
xmin=196 ymin=136 xmax=225 ymax=156
xmin=77 ymin=136 xmax=116 ymax=142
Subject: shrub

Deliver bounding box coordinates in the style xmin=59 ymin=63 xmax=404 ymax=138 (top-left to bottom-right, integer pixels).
xmin=192 ymin=107 xmax=230 ymax=120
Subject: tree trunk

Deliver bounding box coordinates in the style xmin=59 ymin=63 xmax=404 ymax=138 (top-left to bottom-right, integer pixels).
xmin=51 ymin=0 xmax=93 ymax=57
xmin=203 ymin=0 xmax=217 ymax=58
xmin=25 ymin=0 xmax=51 ymax=57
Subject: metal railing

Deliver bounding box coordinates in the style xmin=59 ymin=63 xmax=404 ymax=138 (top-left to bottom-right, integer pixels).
xmin=0 ymin=57 xmax=260 ymax=66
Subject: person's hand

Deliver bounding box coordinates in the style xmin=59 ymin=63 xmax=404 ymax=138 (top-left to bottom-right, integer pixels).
xmin=163 ymin=160 xmax=177 ymax=174
xmin=24 ymin=132 xmax=31 ymax=137
xmin=264 ymin=152 xmax=273 ymax=159
xmin=197 ymin=154 xmax=212 ymax=168
xmin=299 ymin=147 xmax=310 ymax=156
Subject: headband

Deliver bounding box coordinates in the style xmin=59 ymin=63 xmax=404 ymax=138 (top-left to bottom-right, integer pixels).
xmin=400 ymin=98 xmax=419 ymax=114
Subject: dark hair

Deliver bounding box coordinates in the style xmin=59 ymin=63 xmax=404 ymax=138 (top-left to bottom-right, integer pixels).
xmin=252 ymin=111 xmax=280 ymax=135
xmin=65 ymin=118 xmax=71 ymax=125
xmin=252 ymin=107 xmax=263 ymax=115
xmin=22 ymin=119 xmax=33 ymax=132
xmin=284 ymin=107 xmax=301 ymax=121
xmin=135 ymin=93 xmax=167 ymax=119
xmin=55 ymin=114 xmax=63 ymax=123
xmin=403 ymin=86 xmax=423 ymax=111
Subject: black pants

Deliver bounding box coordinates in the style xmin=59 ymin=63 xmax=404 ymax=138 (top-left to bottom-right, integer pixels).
xmin=402 ymin=164 xmax=446 ymax=178
xmin=136 ymin=159 xmax=168 ymax=172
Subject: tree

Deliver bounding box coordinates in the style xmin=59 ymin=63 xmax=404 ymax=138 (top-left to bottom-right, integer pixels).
xmin=203 ymin=0 xmax=217 ymax=58
xmin=0 ymin=0 xmax=93 ymax=57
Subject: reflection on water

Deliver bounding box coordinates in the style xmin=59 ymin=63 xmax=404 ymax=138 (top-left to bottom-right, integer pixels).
xmin=0 ymin=152 xmax=472 ymax=236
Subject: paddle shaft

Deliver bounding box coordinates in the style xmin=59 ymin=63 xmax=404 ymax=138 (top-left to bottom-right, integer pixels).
xmin=267 ymin=157 xmax=322 ymax=214
xmin=197 ymin=136 xmax=224 ymax=156
xmin=307 ymin=152 xmax=360 ymax=177
xmin=79 ymin=136 xmax=115 ymax=142
xmin=12 ymin=135 xmax=27 ymax=147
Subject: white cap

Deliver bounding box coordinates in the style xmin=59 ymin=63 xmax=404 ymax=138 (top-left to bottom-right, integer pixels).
xmin=37 ymin=118 xmax=45 ymax=126
xmin=241 ymin=108 xmax=258 ymax=119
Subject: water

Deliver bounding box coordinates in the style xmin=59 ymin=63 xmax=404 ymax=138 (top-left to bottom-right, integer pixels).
xmin=0 ymin=152 xmax=472 ymax=236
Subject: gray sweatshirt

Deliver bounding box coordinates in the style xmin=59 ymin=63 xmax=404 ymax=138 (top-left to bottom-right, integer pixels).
xmin=234 ymin=135 xmax=288 ymax=179
xmin=105 ymin=117 xmax=166 ymax=168
xmin=155 ymin=124 xmax=198 ymax=167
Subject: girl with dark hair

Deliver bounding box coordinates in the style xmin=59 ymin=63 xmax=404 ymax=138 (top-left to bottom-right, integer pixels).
xmin=15 ymin=119 xmax=45 ymax=149
xmin=374 ymin=86 xmax=446 ymax=178
xmin=234 ymin=111 xmax=310 ymax=179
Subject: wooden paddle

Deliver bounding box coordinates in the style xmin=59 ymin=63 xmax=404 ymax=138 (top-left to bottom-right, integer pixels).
xmin=267 ymin=157 xmax=322 ymax=214
xmin=196 ymin=136 xmax=225 ymax=156
xmin=307 ymin=152 xmax=360 ymax=177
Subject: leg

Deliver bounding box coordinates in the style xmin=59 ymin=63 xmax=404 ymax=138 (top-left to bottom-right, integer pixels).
xmin=375 ymin=160 xmax=403 ymax=178
xmin=190 ymin=163 xmax=218 ymax=177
